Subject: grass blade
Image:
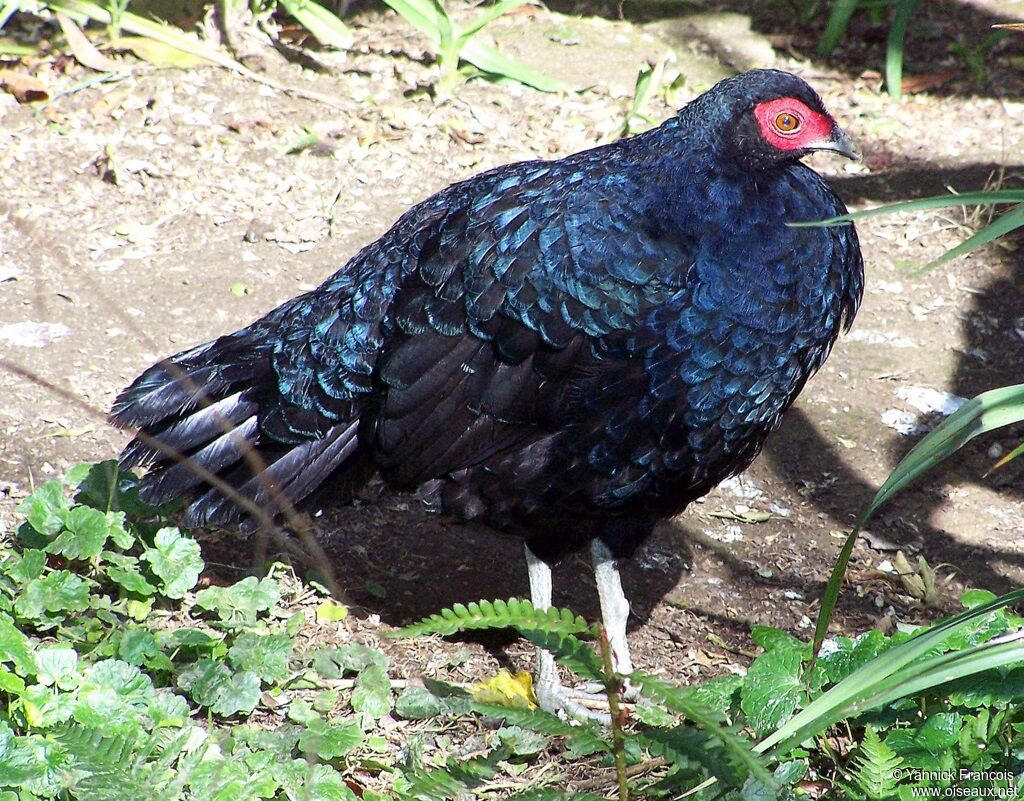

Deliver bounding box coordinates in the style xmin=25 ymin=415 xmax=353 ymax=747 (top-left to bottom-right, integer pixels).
xmin=817 ymin=0 xmax=860 ymax=55
xmin=915 ymin=202 xmax=1024 ymax=272
xmin=768 ymin=588 xmax=1024 ymax=755
xmin=278 ymin=0 xmax=353 ymax=50
xmin=379 ymin=0 xmax=445 ymax=47
xmin=790 ymin=190 xmax=1024 ymax=227
xmin=885 ymin=0 xmax=921 ymax=100
xmin=460 ymin=36 xmax=561 ymax=92
xmin=457 ymin=0 xmax=528 ymax=43
xmin=811 ymin=385 xmax=1024 ymax=661
xmin=48 ymin=0 xmax=245 ymax=71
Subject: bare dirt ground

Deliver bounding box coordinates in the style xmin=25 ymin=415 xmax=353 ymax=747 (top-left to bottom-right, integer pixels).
xmin=2 ymin=0 xmax=1024 ymax=684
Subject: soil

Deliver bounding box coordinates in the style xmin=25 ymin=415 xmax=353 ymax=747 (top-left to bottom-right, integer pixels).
xmin=2 ymin=0 xmax=1024 ymax=690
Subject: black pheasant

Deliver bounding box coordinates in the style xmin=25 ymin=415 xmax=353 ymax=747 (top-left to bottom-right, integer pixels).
xmin=113 ymin=69 xmax=863 ymax=718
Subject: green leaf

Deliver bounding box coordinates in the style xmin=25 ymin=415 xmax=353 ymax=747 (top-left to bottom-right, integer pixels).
xmin=740 ymin=648 xmax=804 ymax=736
xmin=460 ymin=36 xmax=561 ymax=92
xmin=847 ymin=728 xmax=903 ymax=799
xmin=177 ymin=659 xmax=260 ymax=716
xmin=811 ymin=385 xmax=1024 ymax=663
xmin=228 ymin=632 xmax=293 ymax=683
xmin=885 ymin=712 xmax=960 ymax=771
xmin=682 ymin=673 xmax=743 ymax=714
xmin=919 ymin=202 xmax=1024 ymax=272
xmin=313 ymin=643 xmax=389 ymax=679
xmin=763 ymin=589 xmax=1024 ymax=757
xmin=177 ymin=658 xmax=231 ymax=707
xmin=885 ymin=0 xmax=921 ymax=101
xmin=16 ymin=571 xmax=90 ymax=621
xmin=0 ymin=613 xmax=36 ymax=675
xmin=194 ymin=576 xmax=280 ymax=624
xmin=8 ymin=549 xmax=46 ymax=584
xmin=351 ymin=664 xmax=392 ymax=718
xmin=316 ymin=599 xmax=348 ymax=622
xmin=147 ymin=691 xmax=189 ymax=727
xmin=17 ymin=481 xmax=68 ymax=536
xmin=632 ymin=672 xmax=773 ymax=787
xmin=472 ymin=701 xmax=608 ymax=756
xmin=517 ymin=628 xmax=604 ymax=681
xmin=73 ymin=660 xmax=156 ymax=731
xmin=72 ymin=460 xmax=151 ymax=518
xmin=947 ymin=666 xmax=1024 ymax=708
xmin=457 ymin=0 xmax=527 ymax=43
xmin=0 ymin=723 xmax=47 ymax=785
xmin=0 ymin=669 xmax=25 ymax=695
xmin=379 ymin=0 xmax=450 ymax=47
xmin=811 ymin=631 xmax=891 ymax=689
xmin=394 ymin=685 xmax=444 ymax=720
xmin=278 ymin=0 xmax=353 ymax=49
xmin=141 ymin=527 xmax=203 ymax=599
xmin=34 ymin=647 xmax=78 ymax=689
xmin=792 ymin=190 xmax=1024 ymax=226
xmin=496 ymin=725 xmax=547 ymax=756
xmin=751 ymin=626 xmax=807 ymax=655
xmin=817 ymin=0 xmax=858 ymax=54
xmin=395 ymin=598 xmax=593 ymax=639
xmin=106 ymin=564 xmax=158 ymax=596
xmin=117 ymin=629 xmax=160 ymax=667
xmin=298 ymin=717 xmax=363 ymax=759
xmin=211 ymin=670 xmax=261 ymax=717
xmin=46 ymin=505 xmax=109 ymax=560
xmin=961 ymin=589 xmax=998 ymax=608
xmin=305 ymin=763 xmax=359 ymax=801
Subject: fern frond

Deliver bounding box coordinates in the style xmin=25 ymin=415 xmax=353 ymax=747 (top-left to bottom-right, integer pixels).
xmin=392 ymin=598 xmax=595 ymax=639
xmin=632 ymin=672 xmax=774 ymax=789
xmin=504 ymin=789 xmax=607 ymax=801
xmin=516 ymin=628 xmax=605 ymax=681
xmin=396 ymin=749 xmax=505 ymax=801
xmin=471 ymin=702 xmax=610 ymax=755
xmin=847 ymin=728 xmax=903 ymax=800
xmin=50 ymin=724 xmax=163 ymax=801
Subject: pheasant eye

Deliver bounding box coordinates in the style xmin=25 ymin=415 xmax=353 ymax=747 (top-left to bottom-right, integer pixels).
xmin=774 ymin=112 xmax=800 ymax=133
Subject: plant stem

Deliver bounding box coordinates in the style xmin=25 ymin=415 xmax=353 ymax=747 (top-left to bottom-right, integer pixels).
xmin=598 ymin=625 xmax=629 ymax=801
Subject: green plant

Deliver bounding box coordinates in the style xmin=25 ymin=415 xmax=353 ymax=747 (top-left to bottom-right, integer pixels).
xmin=795 ymin=189 xmax=1024 ymax=272
xmin=392 ymin=594 xmax=1024 ymax=798
xmin=3 ymin=461 xmax=1024 ymax=798
xmin=377 ymin=0 xmax=560 ymax=95
xmin=1 ymin=0 xmax=352 ymax=67
xmin=618 ymin=57 xmax=670 ymax=138
xmin=817 ymin=0 xmax=922 ymax=100
xmin=949 ymin=31 xmax=1008 ymax=86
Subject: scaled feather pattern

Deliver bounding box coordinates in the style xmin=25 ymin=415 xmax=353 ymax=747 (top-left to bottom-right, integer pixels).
xmin=112 ymin=69 xmax=864 ymax=562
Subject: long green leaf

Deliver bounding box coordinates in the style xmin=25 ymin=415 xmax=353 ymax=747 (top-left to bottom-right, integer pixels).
xmin=457 ymin=0 xmax=527 ymax=44
xmin=460 ymin=36 xmax=561 ymax=92
xmin=278 ymin=0 xmax=353 ymax=50
xmin=918 ymin=202 xmax=1024 ymax=271
xmin=885 ymin=0 xmax=921 ymax=100
xmin=791 ymin=190 xmax=1024 ymax=227
xmin=811 ymin=385 xmax=1024 ymax=660
xmin=379 ymin=0 xmax=447 ymax=47
xmin=1 ymin=0 xmax=21 ymax=29
xmin=767 ymin=588 xmax=1024 ymax=755
xmin=817 ymin=0 xmax=860 ymax=55
xmin=47 ymin=0 xmax=245 ymax=71
xmin=865 ymin=630 xmax=1024 ymax=710
xmin=632 ymin=671 xmax=775 ymax=788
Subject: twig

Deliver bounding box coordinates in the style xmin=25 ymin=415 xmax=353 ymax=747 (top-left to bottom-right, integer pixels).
xmin=572 ymin=757 xmax=668 ymax=793
xmin=598 ymin=626 xmax=629 ymax=801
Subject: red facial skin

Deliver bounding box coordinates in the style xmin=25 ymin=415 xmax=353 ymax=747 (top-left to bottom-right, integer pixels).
xmin=754 ymin=97 xmax=836 ymax=152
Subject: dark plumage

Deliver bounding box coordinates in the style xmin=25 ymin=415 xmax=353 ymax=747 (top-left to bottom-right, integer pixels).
xmin=113 ymin=68 xmax=862 ymax=586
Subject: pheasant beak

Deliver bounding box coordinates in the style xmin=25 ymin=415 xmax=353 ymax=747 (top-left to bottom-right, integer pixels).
xmin=812 ymin=124 xmax=860 ymax=160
